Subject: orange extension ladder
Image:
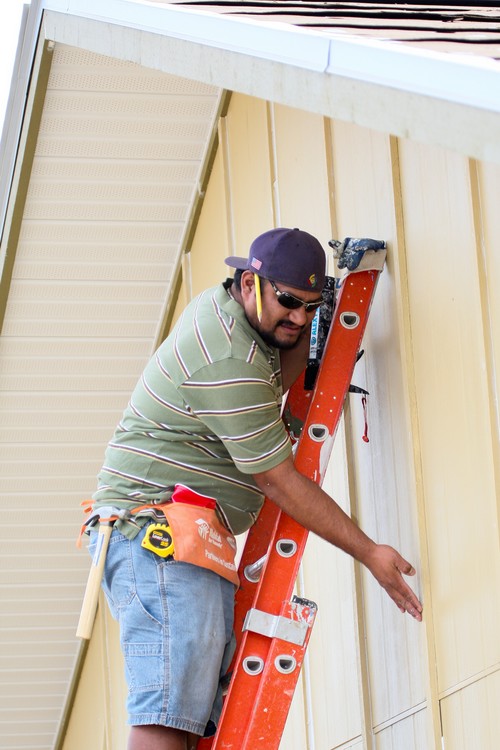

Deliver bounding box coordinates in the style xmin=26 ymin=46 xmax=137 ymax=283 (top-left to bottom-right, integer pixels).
xmin=199 ymin=239 xmax=387 ymax=750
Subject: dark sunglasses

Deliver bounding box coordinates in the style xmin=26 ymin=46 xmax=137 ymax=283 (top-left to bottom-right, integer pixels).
xmin=268 ymin=279 xmax=324 ymax=313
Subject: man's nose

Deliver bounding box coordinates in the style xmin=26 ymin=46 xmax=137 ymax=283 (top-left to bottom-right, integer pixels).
xmin=288 ymin=306 xmax=308 ymax=326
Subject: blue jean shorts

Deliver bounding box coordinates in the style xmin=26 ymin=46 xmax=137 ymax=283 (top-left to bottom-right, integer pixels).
xmin=89 ymin=523 xmax=236 ymax=736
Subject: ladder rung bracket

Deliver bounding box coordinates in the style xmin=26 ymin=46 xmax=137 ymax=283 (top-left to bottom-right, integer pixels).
xmin=244 ymin=608 xmax=307 ymax=646
xmin=243 ymin=597 xmax=317 ymax=647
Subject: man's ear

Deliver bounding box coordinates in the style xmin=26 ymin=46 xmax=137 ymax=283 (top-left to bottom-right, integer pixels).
xmin=240 ymin=270 xmax=255 ymax=301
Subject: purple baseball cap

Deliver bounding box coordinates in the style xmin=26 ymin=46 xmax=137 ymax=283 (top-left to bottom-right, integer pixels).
xmin=225 ymin=228 xmax=326 ymax=291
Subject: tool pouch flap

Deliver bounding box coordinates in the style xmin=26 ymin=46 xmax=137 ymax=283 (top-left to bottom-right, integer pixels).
xmin=162 ymin=484 xmax=239 ymax=587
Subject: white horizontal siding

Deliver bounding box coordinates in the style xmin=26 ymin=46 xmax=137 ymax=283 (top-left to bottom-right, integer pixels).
xmin=0 ymin=43 xmax=221 ymax=750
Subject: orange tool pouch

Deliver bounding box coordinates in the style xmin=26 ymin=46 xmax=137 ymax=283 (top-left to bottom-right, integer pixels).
xmin=159 ymin=484 xmax=239 ymax=587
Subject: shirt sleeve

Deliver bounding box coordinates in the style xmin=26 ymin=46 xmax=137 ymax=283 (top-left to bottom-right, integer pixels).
xmin=178 ymin=358 xmax=292 ymax=474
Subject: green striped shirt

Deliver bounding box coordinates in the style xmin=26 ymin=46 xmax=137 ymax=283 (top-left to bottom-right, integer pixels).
xmin=93 ymin=281 xmax=292 ymax=534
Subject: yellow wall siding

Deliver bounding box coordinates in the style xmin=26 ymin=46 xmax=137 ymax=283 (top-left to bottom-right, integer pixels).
xmin=473 ymin=161 xmax=500 ymax=533
xmin=279 ymin=685 xmax=309 ymax=749
xmin=300 ymin=431 xmax=364 ymax=749
xmin=104 ymin=612 xmax=129 ymax=750
xmin=64 ymin=89 xmax=500 ymax=750
xmin=167 ymin=277 xmax=189 ymax=332
xmin=62 ymin=606 xmax=108 ymax=750
xmin=270 ymin=104 xmax=332 ymax=242
xmin=398 ymin=141 xmax=500 ymax=742
xmin=222 ymin=95 xmax=275 ymax=252
xmin=440 ymin=670 xmax=500 ymax=750
xmin=374 ymin=707 xmax=428 ymax=749
xmin=269 ymin=103 xmax=365 ymax=748
xmin=189 ymin=148 xmax=230 ymax=298
xmin=62 ymin=599 xmax=128 ymax=750
xmin=327 ymin=121 xmax=428 ymax=738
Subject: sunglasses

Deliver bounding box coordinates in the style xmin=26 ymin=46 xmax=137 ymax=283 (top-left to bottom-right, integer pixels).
xmin=268 ymin=279 xmax=324 ymax=313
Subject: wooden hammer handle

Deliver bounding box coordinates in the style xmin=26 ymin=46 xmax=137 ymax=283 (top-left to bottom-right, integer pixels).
xmin=76 ymin=523 xmax=113 ymax=640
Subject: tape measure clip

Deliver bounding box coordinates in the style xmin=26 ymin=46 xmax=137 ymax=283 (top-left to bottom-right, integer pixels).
xmin=141 ymin=523 xmax=175 ymax=558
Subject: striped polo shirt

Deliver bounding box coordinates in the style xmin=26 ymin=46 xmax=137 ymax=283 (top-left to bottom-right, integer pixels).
xmin=93 ymin=281 xmax=292 ymax=535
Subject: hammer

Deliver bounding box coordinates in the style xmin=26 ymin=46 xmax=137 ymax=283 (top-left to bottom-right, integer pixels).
xmin=76 ymin=507 xmax=118 ymax=640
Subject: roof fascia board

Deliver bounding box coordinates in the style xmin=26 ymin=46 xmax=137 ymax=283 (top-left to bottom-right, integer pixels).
xmin=43 ymin=0 xmax=332 ymax=72
xmin=41 ymin=6 xmax=500 ymax=165
xmin=327 ymin=36 xmax=500 ymax=114
xmin=41 ymin=0 xmax=500 ymax=113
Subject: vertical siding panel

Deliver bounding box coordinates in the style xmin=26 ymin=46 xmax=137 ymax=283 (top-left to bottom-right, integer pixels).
xmin=292 ymin=427 xmax=363 ymax=749
xmin=189 ymin=149 xmax=230 ymax=297
xmin=104 ymin=610 xmax=129 ymax=750
xmin=397 ymin=142 xmax=500 ymax=735
xmin=440 ymin=671 xmax=500 ymax=750
xmin=217 ymin=114 xmax=236 ymax=255
xmin=374 ymin=709 xmax=428 ymax=749
xmin=270 ymin=103 xmax=331 ymax=240
xmin=61 ymin=611 xmax=108 ymax=750
xmin=389 ymin=137 xmax=442 ymax=748
xmin=327 ymin=121 xmax=428 ymax=743
xmin=471 ymin=161 xmax=500 ymax=537
xmin=224 ymin=95 xmax=274 ymax=250
xmin=279 ymin=686 xmax=308 ymax=750
xmin=271 ymin=104 xmax=363 ymax=749
xmin=167 ymin=275 xmax=189 ymax=332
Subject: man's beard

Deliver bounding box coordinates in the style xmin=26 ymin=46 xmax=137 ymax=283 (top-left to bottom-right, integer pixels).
xmin=248 ymin=315 xmax=303 ymax=350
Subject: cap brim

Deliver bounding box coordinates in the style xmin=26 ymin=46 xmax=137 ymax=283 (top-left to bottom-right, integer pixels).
xmin=224 ymin=256 xmax=249 ymax=269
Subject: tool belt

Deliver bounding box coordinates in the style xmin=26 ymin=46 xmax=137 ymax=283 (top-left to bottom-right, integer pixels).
xmin=80 ymin=484 xmax=239 ymax=587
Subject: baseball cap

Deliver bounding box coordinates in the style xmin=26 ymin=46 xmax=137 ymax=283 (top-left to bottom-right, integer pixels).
xmin=225 ymin=228 xmax=326 ymax=291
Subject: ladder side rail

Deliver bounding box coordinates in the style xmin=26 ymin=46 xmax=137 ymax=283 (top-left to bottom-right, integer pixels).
xmin=227 ymin=369 xmax=316 ymax=642
xmin=232 ymin=498 xmax=281 ymax=637
xmin=196 ymin=361 xmax=317 ymax=749
xmin=208 ymin=268 xmax=382 ymax=750
xmin=253 ymin=269 xmax=379 ymax=617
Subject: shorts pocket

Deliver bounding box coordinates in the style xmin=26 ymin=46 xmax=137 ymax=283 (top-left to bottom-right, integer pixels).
xmin=121 ymin=595 xmax=164 ymax=692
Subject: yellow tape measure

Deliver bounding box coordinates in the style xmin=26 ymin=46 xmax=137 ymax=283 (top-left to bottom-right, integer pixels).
xmin=141 ymin=523 xmax=175 ymax=558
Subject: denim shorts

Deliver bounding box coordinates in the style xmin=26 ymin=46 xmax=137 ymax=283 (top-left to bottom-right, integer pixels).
xmin=89 ymin=523 xmax=236 ymax=736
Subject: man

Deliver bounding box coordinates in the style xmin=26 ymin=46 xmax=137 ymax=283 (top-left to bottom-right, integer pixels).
xmin=89 ymin=227 xmax=422 ymax=750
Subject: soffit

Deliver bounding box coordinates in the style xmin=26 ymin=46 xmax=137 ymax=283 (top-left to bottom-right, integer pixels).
xmin=41 ymin=0 xmax=500 ymax=164
xmin=0 ymin=38 xmax=222 ymax=750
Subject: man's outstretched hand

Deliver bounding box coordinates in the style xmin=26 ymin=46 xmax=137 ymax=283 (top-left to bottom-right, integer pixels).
xmin=253 ymin=459 xmax=424 ymax=622
xmin=365 ymin=544 xmax=423 ymax=621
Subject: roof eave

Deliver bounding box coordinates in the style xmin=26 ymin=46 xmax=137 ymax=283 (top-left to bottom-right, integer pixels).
xmin=39 ymin=0 xmax=500 ymax=164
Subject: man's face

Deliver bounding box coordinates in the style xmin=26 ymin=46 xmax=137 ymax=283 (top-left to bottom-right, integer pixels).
xmin=242 ymin=273 xmax=322 ymax=350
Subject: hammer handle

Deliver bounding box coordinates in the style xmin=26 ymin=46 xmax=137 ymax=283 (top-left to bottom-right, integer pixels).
xmin=76 ymin=523 xmax=113 ymax=640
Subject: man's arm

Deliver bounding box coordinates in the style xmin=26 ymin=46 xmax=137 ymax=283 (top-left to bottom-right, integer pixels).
xmin=252 ymin=456 xmax=423 ymax=621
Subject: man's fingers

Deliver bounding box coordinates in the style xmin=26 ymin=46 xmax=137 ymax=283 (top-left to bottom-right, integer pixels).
xmin=390 ymin=591 xmax=422 ymax=620
xmin=395 ymin=553 xmax=416 ymax=577
xmin=367 ymin=545 xmax=423 ymax=620
xmin=405 ymin=601 xmax=423 ymax=621
xmin=389 ymin=558 xmax=423 ymax=619
xmin=394 ymin=584 xmax=423 ymax=620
